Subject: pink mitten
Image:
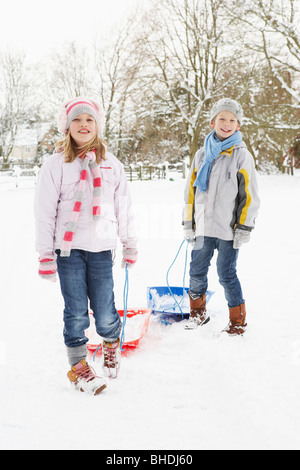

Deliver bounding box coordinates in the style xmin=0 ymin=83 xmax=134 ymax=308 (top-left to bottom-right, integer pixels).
xmin=38 ymin=254 xmax=57 ymax=282
xmin=122 ymin=247 xmax=138 ymax=269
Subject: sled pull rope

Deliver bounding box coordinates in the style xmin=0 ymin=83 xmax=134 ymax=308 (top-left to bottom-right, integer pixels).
xmin=166 ymin=239 xmax=189 ymax=319
xmin=92 ymin=265 xmax=128 ymax=360
xmin=120 ymin=264 xmax=129 ymax=351
xmin=92 ymin=344 xmax=102 ymax=362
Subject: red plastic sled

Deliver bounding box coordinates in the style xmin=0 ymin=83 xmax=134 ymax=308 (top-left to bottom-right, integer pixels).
xmin=86 ymin=308 xmax=151 ymax=357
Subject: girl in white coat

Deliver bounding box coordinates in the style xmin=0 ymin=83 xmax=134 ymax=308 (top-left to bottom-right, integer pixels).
xmin=35 ymin=98 xmax=137 ymax=395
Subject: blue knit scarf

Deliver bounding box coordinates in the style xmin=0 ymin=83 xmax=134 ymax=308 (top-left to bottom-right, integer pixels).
xmin=194 ymin=130 xmax=242 ymax=192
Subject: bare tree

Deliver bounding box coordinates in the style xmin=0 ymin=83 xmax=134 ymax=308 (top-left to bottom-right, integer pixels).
xmin=223 ymin=0 xmax=300 ymax=170
xmin=0 ymin=50 xmax=31 ymax=167
xmin=227 ymin=0 xmax=300 ymax=110
xmin=48 ymin=42 xmax=94 ymax=115
xmin=141 ymin=0 xmax=241 ymax=163
xmin=93 ymin=17 xmax=143 ymax=159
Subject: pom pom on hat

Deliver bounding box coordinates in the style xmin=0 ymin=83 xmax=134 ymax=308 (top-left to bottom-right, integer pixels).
xmin=57 ymin=97 xmax=105 ymax=135
xmin=210 ymin=98 xmax=243 ymax=125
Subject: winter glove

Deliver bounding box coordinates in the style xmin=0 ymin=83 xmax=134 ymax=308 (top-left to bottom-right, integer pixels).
xmin=233 ymin=227 xmax=251 ymax=249
xmin=183 ymin=228 xmax=196 ymax=246
xmin=38 ymin=254 xmax=57 ymax=282
xmin=122 ymin=247 xmax=138 ymax=269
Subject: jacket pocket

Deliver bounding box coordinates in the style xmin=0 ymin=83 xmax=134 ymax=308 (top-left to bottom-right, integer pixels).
xmin=60 ymin=175 xmax=80 ymax=201
xmin=95 ymin=215 xmax=118 ymax=241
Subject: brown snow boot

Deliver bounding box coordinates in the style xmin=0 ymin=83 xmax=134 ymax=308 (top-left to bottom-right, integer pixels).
xmin=225 ymin=303 xmax=247 ymax=335
xmin=185 ymin=293 xmax=210 ymax=330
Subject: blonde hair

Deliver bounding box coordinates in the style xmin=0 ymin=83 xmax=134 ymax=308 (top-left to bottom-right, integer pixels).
xmin=55 ymin=130 xmax=107 ymax=164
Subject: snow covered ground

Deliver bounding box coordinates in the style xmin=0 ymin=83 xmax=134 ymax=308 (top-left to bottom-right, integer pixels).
xmin=0 ymin=171 xmax=300 ymax=450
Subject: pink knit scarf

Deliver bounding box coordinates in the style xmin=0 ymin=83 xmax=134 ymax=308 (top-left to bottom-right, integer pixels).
xmin=60 ymin=150 xmax=101 ymax=257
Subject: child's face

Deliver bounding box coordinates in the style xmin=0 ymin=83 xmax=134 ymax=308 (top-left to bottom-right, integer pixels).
xmin=69 ymin=113 xmax=97 ymax=147
xmin=210 ymin=110 xmax=240 ymax=141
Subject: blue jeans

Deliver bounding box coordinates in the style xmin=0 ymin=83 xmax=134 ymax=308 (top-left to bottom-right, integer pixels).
xmin=189 ymin=236 xmax=244 ymax=308
xmin=56 ymin=249 xmax=122 ymax=348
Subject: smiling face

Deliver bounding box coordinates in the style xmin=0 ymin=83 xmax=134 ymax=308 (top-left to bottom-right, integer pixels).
xmin=69 ymin=113 xmax=97 ymax=147
xmin=210 ymin=110 xmax=240 ymax=141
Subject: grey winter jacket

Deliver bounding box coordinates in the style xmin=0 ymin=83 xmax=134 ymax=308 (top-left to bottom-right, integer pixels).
xmin=183 ymin=141 xmax=260 ymax=241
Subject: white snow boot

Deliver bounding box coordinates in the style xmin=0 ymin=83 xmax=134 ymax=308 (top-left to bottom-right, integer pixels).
xmin=67 ymin=359 xmax=107 ymax=395
xmin=102 ymin=338 xmax=121 ymax=379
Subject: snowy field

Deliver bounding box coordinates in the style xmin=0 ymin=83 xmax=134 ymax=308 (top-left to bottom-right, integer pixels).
xmin=0 ymin=170 xmax=300 ymax=450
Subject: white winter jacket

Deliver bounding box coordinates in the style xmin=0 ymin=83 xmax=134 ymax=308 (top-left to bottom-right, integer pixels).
xmin=35 ymin=151 xmax=137 ymax=255
xmin=183 ymin=141 xmax=260 ymax=240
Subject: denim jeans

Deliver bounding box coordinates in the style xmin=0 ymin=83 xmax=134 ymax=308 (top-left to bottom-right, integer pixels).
xmin=189 ymin=236 xmax=244 ymax=308
xmin=56 ymin=249 xmax=122 ymax=348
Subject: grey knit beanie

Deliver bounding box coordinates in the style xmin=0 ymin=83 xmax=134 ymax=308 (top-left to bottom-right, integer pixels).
xmin=210 ymin=98 xmax=243 ymax=125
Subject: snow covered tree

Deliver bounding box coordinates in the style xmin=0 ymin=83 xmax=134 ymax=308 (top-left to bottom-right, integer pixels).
xmin=140 ymin=0 xmax=243 ymax=164
xmin=48 ymin=42 xmax=94 ymax=118
xmin=229 ymin=0 xmax=300 ymax=107
xmin=225 ymin=0 xmax=300 ymax=169
xmin=219 ymin=59 xmax=297 ymax=170
xmin=93 ymin=17 xmax=143 ymax=160
xmin=0 ymin=50 xmax=32 ymax=168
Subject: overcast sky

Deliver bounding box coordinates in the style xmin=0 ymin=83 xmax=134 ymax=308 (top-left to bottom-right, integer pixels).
xmin=1 ymin=0 xmax=149 ymax=61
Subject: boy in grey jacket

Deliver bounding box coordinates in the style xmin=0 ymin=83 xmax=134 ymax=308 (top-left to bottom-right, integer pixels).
xmin=183 ymin=98 xmax=260 ymax=334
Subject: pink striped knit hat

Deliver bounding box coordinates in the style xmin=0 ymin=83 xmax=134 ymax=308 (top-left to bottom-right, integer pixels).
xmin=57 ymin=97 xmax=105 ymax=135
